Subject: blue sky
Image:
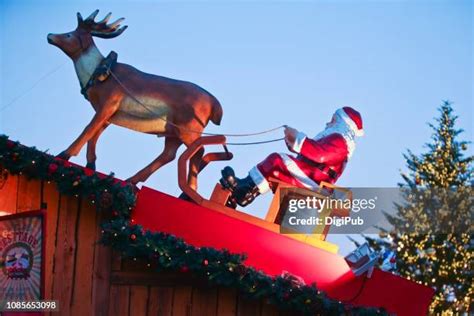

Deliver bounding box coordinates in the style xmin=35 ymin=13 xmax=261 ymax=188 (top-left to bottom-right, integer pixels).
xmin=0 ymin=0 xmax=472 ymax=254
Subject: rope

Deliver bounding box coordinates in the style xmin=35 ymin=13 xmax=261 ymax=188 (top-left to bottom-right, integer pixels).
xmin=0 ymin=61 xmax=66 ymax=113
xmin=109 ymin=70 xmax=287 ymax=143
xmin=226 ymin=137 xmax=285 ymax=146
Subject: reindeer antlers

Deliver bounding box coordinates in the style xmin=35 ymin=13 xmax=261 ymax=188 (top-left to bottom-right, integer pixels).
xmin=77 ymin=10 xmax=128 ymax=39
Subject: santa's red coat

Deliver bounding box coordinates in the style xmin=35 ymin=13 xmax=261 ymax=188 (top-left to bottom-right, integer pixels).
xmin=250 ymin=132 xmax=349 ymax=192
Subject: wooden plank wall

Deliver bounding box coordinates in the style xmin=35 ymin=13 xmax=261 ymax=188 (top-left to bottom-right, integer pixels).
xmin=109 ymin=257 xmax=302 ymax=316
xmin=0 ymin=172 xmax=111 ymax=316
xmin=0 ymin=172 xmax=302 ymax=316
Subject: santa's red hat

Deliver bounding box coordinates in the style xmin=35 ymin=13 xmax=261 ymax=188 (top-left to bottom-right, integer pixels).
xmin=335 ymin=107 xmax=364 ymax=136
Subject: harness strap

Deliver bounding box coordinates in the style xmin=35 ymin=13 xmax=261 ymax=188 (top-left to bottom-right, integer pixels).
xmin=80 ymin=51 xmax=118 ymax=100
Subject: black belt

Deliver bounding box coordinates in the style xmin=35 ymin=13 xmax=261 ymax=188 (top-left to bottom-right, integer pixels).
xmin=298 ymin=155 xmax=338 ymax=180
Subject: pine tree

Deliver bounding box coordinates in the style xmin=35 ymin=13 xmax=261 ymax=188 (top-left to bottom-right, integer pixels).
xmin=364 ymin=101 xmax=473 ymax=314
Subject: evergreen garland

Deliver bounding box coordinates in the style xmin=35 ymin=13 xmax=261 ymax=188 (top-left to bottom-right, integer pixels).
xmin=0 ymin=134 xmax=385 ymax=315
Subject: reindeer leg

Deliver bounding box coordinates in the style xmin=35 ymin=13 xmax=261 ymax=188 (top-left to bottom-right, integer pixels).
xmin=85 ymin=122 xmax=109 ymax=170
xmin=58 ymin=100 xmax=119 ymax=160
xmin=127 ymin=137 xmax=182 ymax=184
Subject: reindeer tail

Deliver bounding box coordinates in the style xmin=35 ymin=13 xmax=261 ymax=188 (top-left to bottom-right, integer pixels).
xmin=210 ymin=99 xmax=223 ymax=126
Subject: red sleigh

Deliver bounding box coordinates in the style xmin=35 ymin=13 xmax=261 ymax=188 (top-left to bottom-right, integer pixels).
xmin=132 ymin=135 xmax=434 ymax=315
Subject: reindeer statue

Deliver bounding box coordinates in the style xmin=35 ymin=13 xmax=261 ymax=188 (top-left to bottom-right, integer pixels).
xmin=47 ymin=10 xmax=223 ymax=187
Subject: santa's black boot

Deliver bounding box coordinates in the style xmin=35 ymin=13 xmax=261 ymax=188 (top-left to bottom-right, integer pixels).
xmin=219 ymin=166 xmax=239 ymax=208
xmin=220 ymin=166 xmax=260 ymax=207
xmin=220 ymin=166 xmax=238 ymax=191
xmin=233 ymin=176 xmax=260 ymax=207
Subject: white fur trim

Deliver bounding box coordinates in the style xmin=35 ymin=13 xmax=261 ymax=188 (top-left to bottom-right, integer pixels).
xmin=249 ymin=166 xmax=271 ymax=194
xmin=292 ymin=132 xmax=307 ymax=153
xmin=336 ymin=108 xmax=364 ymax=137
xmin=355 ymin=128 xmax=364 ymax=137
xmin=73 ymin=46 xmax=104 ymax=89
xmin=279 ymin=153 xmax=319 ymax=190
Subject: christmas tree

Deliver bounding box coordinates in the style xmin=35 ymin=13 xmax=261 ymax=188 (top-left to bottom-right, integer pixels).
xmin=363 ymin=101 xmax=473 ymax=314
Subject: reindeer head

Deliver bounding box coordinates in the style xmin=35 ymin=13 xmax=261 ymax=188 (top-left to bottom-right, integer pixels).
xmin=47 ymin=10 xmax=128 ymax=58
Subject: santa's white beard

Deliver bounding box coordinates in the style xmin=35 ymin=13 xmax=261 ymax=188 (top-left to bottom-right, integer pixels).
xmin=313 ymin=116 xmax=356 ymax=158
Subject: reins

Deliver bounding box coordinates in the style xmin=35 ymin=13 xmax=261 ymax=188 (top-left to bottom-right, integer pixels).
xmin=109 ymin=70 xmax=287 ymax=146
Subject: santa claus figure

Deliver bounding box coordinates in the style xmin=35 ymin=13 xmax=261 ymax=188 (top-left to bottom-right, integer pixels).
xmin=220 ymin=106 xmax=364 ymax=207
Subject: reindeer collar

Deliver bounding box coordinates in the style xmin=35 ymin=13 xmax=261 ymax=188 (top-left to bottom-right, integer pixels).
xmin=80 ymin=51 xmax=118 ymax=100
